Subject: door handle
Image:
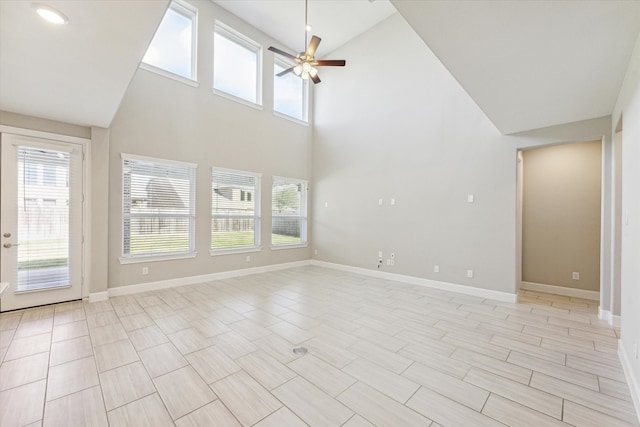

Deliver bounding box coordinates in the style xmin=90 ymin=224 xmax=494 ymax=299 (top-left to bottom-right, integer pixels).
xmin=3 ymin=243 xmax=19 ymax=248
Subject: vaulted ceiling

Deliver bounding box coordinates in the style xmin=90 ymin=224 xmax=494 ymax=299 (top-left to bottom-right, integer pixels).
xmin=1 ymin=0 xmax=638 ymax=134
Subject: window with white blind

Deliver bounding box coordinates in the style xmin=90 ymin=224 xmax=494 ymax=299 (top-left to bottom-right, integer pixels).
xmin=141 ymin=0 xmax=198 ymax=83
xmin=214 ymin=22 xmax=262 ymax=105
xmin=272 ymin=177 xmax=307 ymax=247
xmin=121 ymin=154 xmax=196 ymax=261
xmin=211 ymin=168 xmax=261 ymax=254
xmin=274 ymin=57 xmax=308 ymax=122
xmin=16 ymin=146 xmax=75 ymax=291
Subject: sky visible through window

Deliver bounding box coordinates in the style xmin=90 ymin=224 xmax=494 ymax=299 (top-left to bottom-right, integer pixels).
xmin=214 ymin=31 xmax=258 ymax=103
xmin=143 ymin=6 xmax=193 ymax=79
xmin=274 ymin=62 xmax=306 ymax=121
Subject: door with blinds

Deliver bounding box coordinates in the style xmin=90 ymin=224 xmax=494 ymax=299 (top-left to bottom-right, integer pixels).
xmin=0 ymin=133 xmax=83 ymax=312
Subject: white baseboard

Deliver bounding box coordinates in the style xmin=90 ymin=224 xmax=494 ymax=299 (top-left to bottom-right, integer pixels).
xmin=108 ymin=260 xmax=312 ymax=298
xmin=598 ymin=307 xmax=622 ymax=327
xmin=311 ymin=260 xmax=517 ymax=303
xmin=618 ymin=340 xmax=640 ymax=424
xmin=87 ymin=291 xmax=109 ymax=303
xmin=520 ymin=281 xmax=600 ymax=300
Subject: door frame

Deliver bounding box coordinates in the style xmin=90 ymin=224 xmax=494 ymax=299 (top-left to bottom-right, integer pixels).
xmin=0 ymin=125 xmax=91 ymax=306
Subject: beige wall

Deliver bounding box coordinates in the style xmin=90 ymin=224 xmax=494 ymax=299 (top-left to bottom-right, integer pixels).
xmin=311 ymin=13 xmax=610 ymax=295
xmin=522 ymin=141 xmax=602 ymax=291
xmin=106 ymin=0 xmax=311 ymax=288
xmin=0 ymin=110 xmax=90 ymax=139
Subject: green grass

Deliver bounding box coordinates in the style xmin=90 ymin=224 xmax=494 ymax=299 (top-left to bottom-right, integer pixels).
xmin=18 ymin=258 xmax=68 ymax=270
xmin=127 ymin=231 xmax=301 ymax=254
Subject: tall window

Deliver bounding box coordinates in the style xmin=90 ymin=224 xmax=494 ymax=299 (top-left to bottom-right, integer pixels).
xmin=211 ymin=168 xmax=261 ymax=253
xmin=214 ymin=22 xmax=262 ymax=105
xmin=274 ymin=58 xmax=308 ymax=122
xmin=272 ymin=177 xmax=307 ymax=246
xmin=121 ymin=154 xmax=196 ymax=259
xmin=142 ymin=0 xmax=197 ymax=81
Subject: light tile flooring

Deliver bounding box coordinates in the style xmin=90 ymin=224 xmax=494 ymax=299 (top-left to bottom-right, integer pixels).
xmin=0 ymin=266 xmax=638 ymax=426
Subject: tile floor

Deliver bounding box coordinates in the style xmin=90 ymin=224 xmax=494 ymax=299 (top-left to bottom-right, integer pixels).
xmin=0 ymin=266 xmax=638 ymax=426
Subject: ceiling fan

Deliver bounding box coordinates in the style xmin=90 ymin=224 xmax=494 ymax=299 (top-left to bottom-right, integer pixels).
xmin=268 ymin=0 xmax=346 ymax=84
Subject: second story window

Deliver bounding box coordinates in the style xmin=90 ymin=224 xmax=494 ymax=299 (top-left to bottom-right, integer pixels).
xmin=274 ymin=57 xmax=308 ymax=122
xmin=142 ymin=0 xmax=197 ymax=82
xmin=214 ymin=22 xmax=262 ymax=105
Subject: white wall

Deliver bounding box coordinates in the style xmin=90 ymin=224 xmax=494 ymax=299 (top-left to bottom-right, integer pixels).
xmin=107 ymin=0 xmax=311 ymax=288
xmin=612 ymin=31 xmax=640 ymax=417
xmin=311 ymin=13 xmax=611 ymax=296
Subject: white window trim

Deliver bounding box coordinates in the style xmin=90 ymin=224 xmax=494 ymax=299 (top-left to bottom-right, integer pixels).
xmin=120 ymin=153 xmax=197 ymax=261
xmin=271 ymin=176 xmax=308 ymax=248
xmin=211 ymin=167 xmax=262 ymax=255
xmin=273 ymin=57 xmax=309 ymax=123
xmin=274 ymin=111 xmax=310 ymax=127
xmin=213 ymin=20 xmax=263 ymax=107
xmin=119 ymin=252 xmax=198 ymax=265
xmin=140 ymin=63 xmax=200 ymax=88
xmin=141 ymin=0 xmax=198 ymax=83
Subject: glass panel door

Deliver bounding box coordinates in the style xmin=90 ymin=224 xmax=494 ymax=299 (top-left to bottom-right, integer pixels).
xmin=1 ymin=133 xmax=83 ymax=311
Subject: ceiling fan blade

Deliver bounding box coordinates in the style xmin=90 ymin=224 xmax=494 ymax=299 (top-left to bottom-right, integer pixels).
xmin=276 ymin=67 xmax=295 ymax=77
xmin=311 ymin=73 xmax=321 ymax=84
xmin=314 ymin=60 xmax=346 ymax=67
xmin=268 ymin=46 xmax=298 ymax=61
xmin=305 ymin=36 xmax=321 ymax=58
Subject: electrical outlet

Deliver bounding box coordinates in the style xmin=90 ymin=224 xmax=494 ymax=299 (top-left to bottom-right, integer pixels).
xmin=314 ymin=249 xmax=318 ymax=255
xmin=390 ymin=259 xmax=395 ymax=266
xmin=467 ymin=269 xmax=474 ymax=278
xmin=390 ymin=198 xmax=396 ymax=206
xmin=142 ymin=267 xmax=149 ymax=275
xmin=378 ymin=251 xmax=383 ymax=259
xmin=386 ymin=259 xmax=391 ymax=266
xmin=434 ymin=265 xmax=440 ymax=273
xmin=572 ymin=272 xmax=580 ymax=280
xmin=467 ymin=194 xmax=474 ymax=203
xmin=378 ymin=198 xmax=383 ymax=206
xmin=246 ymin=255 xmax=251 ymax=262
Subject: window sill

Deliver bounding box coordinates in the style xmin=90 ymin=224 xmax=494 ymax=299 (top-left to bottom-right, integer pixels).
xmin=213 ymin=89 xmax=263 ymax=111
xmin=273 ymin=111 xmax=309 ymax=126
xmin=119 ymin=251 xmax=198 ymax=265
xmin=140 ymin=63 xmax=199 ymax=88
xmin=210 ymin=246 xmax=262 ymax=257
xmin=271 ymin=243 xmax=308 ymax=251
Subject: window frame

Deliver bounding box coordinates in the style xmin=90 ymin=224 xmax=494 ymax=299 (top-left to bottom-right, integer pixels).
xmin=213 ymin=21 xmax=263 ymax=108
xmin=140 ymin=0 xmax=199 ymax=86
xmin=271 ymin=176 xmax=308 ymax=249
xmin=210 ymin=167 xmax=262 ymax=256
xmin=273 ymin=56 xmax=309 ymax=124
xmin=119 ymin=153 xmax=198 ymax=264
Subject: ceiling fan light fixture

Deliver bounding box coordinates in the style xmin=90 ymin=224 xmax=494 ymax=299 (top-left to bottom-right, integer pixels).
xmin=293 ymin=64 xmax=303 ymax=76
xmin=32 ymin=3 xmax=69 ymax=25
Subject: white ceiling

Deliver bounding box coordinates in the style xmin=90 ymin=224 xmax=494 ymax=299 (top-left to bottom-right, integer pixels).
xmin=0 ymin=0 xmax=638 ymax=134
xmin=213 ymin=0 xmax=397 ymax=57
xmin=391 ymin=0 xmax=640 ymax=134
xmin=0 ymin=0 xmax=169 ymax=128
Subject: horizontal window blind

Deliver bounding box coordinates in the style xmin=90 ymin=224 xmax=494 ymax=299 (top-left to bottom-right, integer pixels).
xmin=122 ymin=155 xmax=195 ymax=257
xmin=16 ymin=146 xmax=73 ymax=291
xmin=272 ymin=177 xmax=307 ymax=245
xmin=211 ymin=169 xmax=260 ymax=250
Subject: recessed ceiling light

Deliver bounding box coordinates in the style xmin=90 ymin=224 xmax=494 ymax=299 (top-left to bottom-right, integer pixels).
xmin=32 ymin=3 xmax=69 ymax=25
